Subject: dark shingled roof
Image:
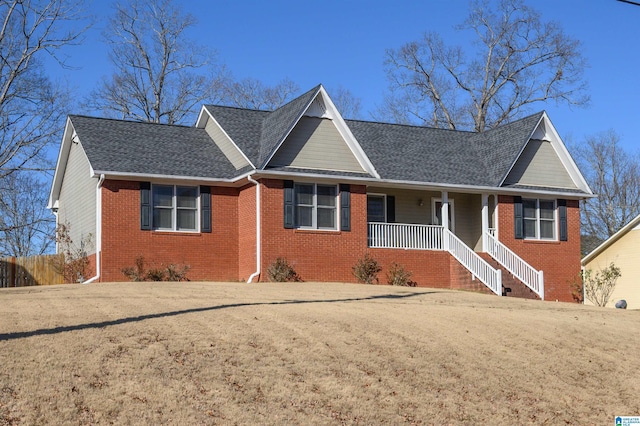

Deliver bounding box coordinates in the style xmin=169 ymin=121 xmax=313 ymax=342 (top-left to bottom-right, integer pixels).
xmin=202 ymin=105 xmax=267 ymax=166
xmin=347 ymin=112 xmax=543 ymax=187
xmin=69 ymin=88 xmax=576 ymax=193
xmin=69 ymin=115 xmax=240 ymax=179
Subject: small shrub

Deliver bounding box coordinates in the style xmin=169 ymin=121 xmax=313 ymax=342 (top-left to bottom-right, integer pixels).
xmin=122 ymin=256 xmax=147 ymax=282
xmin=569 ymin=274 xmax=583 ymax=303
xmin=166 ymin=263 xmax=190 ymax=281
xmin=52 ymin=222 xmax=94 ymax=283
xmin=353 ymin=253 xmax=381 ymax=284
xmin=267 ymin=257 xmax=301 ymax=282
xmin=387 ymin=262 xmax=417 ymax=287
xmin=583 ymin=263 xmax=621 ymax=307
xmin=122 ymin=256 xmax=190 ymax=282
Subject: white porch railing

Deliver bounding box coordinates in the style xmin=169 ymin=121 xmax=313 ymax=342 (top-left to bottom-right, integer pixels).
xmin=368 ymin=223 xmax=443 ymax=250
xmin=485 ymin=231 xmax=544 ymax=300
xmin=367 ymin=223 xmax=502 ymax=296
xmin=444 ymin=229 xmax=502 ymax=296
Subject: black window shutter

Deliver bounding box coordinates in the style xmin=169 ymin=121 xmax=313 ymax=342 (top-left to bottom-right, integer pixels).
xmin=200 ymin=186 xmax=212 ymax=233
xmin=558 ymin=199 xmax=568 ymax=241
xmin=386 ymin=195 xmax=396 ymax=223
xmin=140 ymin=182 xmax=152 ymax=230
xmin=514 ymin=196 xmax=523 ymax=239
xmin=283 ymin=180 xmax=294 ymax=229
xmin=340 ymin=184 xmax=350 ymax=231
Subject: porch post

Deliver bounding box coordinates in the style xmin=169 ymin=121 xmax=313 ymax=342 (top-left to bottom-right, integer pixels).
xmin=441 ymin=191 xmax=449 ymax=230
xmin=481 ymin=193 xmax=489 ymax=252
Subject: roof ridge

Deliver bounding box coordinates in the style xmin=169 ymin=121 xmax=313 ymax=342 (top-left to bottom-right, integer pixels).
xmin=69 ymin=114 xmax=198 ymax=129
xmin=345 ymin=118 xmax=476 ymax=134
xmin=204 ymin=104 xmax=271 ymax=113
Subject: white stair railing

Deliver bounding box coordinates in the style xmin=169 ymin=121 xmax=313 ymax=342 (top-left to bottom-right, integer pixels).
xmin=485 ymin=231 xmax=544 ymax=300
xmin=444 ymin=229 xmax=502 ymax=296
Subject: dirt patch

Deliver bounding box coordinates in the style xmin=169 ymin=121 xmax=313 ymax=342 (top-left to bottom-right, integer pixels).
xmin=0 ymin=281 xmax=638 ymax=424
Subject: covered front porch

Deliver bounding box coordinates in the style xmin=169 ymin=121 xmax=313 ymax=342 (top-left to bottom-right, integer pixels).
xmin=365 ymin=187 xmax=543 ymax=299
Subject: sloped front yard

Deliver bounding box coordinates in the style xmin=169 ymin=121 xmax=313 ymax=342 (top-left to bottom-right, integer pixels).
xmin=0 ymin=281 xmax=638 ymax=424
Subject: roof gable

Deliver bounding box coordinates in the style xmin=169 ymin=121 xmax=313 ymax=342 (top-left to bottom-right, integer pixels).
xmin=259 ymin=85 xmax=379 ymax=177
xmin=499 ymin=112 xmax=592 ymax=194
xmin=268 ymin=116 xmax=366 ymax=173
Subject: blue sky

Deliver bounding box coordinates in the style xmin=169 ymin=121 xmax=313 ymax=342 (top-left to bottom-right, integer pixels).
xmin=51 ymin=0 xmax=640 ymax=152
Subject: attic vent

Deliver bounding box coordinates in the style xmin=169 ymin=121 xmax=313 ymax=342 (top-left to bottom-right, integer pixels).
xmin=305 ymin=97 xmax=330 ymax=118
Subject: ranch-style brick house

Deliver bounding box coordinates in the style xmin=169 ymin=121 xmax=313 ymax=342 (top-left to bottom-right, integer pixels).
xmin=48 ymin=85 xmax=593 ymax=301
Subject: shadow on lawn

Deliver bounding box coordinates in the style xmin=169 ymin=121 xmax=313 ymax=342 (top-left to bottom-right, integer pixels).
xmin=0 ymin=291 xmax=436 ymax=341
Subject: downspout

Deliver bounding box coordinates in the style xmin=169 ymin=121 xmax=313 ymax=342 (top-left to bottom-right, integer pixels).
xmin=247 ymin=175 xmax=261 ymax=283
xmin=84 ymin=174 xmax=104 ymax=284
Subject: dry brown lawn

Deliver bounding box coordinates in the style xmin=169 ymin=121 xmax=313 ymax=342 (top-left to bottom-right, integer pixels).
xmin=0 ymin=281 xmax=638 ymax=425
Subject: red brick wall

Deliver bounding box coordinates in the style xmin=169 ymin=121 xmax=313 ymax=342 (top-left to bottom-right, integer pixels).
xmin=371 ymin=249 xmax=452 ymax=288
xmin=259 ymin=179 xmax=369 ymax=282
xmin=100 ymin=180 xmax=239 ymax=282
xmin=497 ymin=195 xmax=581 ymax=302
xmin=259 ymin=178 xmax=457 ymax=289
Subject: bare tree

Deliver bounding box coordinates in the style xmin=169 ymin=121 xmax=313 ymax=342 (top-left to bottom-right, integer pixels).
xmin=223 ymin=78 xmax=300 ymax=110
xmin=379 ymin=0 xmax=588 ymax=132
xmin=572 ymin=130 xmax=640 ymax=254
xmin=86 ymin=0 xmax=227 ymax=124
xmin=0 ymin=0 xmax=86 ymax=179
xmin=0 ymin=172 xmax=55 ymax=257
xmin=330 ymin=86 xmax=362 ymax=120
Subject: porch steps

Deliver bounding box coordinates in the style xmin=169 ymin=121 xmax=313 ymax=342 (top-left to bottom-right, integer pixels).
xmin=477 ymin=253 xmax=540 ymax=300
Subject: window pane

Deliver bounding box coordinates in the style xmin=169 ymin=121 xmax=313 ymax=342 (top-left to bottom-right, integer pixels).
xmin=153 ymin=185 xmax=173 ymax=207
xmin=523 ymin=199 xmax=537 ymax=219
xmin=367 ymin=196 xmax=385 ymax=222
xmin=524 ymin=218 xmax=537 ymax=238
xmin=296 ymin=206 xmax=313 ymax=227
xmin=317 ymin=185 xmax=336 ymax=207
xmin=318 ymin=207 xmax=336 ymax=229
xmin=153 ymin=208 xmax=172 ymax=229
xmin=176 ymin=186 xmax=197 ymax=208
xmin=539 ymin=200 xmax=555 ymax=219
xmin=177 ymin=209 xmax=196 ymax=231
xmin=540 ymin=220 xmax=554 ymax=239
xmin=295 ymin=184 xmax=313 ymax=205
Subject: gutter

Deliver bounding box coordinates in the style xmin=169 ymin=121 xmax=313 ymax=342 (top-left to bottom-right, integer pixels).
xmin=84 ymin=174 xmax=105 ymax=284
xmin=247 ymin=175 xmax=261 ymax=283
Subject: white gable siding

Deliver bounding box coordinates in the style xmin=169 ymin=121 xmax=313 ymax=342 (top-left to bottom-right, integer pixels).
xmin=204 ymin=118 xmax=250 ymax=170
xmin=269 ymin=117 xmax=365 ymax=172
xmin=504 ymin=139 xmax=577 ymax=188
xmin=57 ymin=141 xmax=97 ymax=255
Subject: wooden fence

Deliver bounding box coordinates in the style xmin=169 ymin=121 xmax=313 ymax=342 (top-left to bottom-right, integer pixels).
xmin=0 ymin=254 xmax=65 ymax=288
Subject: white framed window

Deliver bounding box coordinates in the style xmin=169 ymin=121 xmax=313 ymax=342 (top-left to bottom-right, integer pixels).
xmin=294 ymin=183 xmax=337 ymax=229
xmin=523 ymin=198 xmax=556 ymax=240
xmin=432 ymin=198 xmax=455 ymax=232
xmin=152 ymin=185 xmax=199 ymax=231
xmin=367 ymin=194 xmax=386 ymax=223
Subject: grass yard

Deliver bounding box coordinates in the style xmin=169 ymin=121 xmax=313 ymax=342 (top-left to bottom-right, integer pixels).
xmin=0 ymin=281 xmax=638 ymax=424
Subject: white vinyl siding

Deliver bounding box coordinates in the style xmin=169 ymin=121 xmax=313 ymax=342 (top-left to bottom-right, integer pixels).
xmin=204 ymin=117 xmax=250 ymax=170
xmin=269 ymin=117 xmax=365 ymax=173
xmin=505 ymin=139 xmax=577 ymax=189
xmin=57 ymin=141 xmax=97 ymax=255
